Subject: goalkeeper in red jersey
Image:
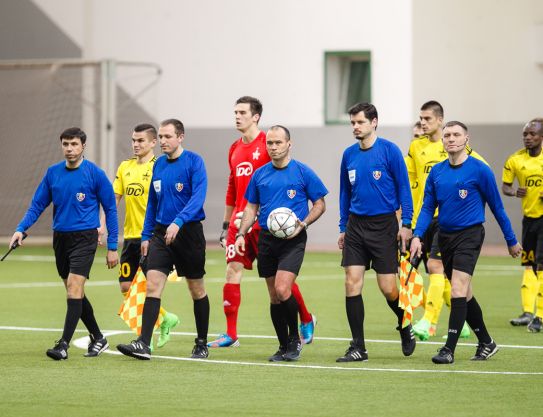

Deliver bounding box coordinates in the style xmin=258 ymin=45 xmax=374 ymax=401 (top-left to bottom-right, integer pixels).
xmin=208 ymin=96 xmax=317 ymax=348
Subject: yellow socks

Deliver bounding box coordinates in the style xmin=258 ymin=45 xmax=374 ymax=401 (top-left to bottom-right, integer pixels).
xmin=423 ymin=274 xmax=445 ymax=323
xmin=522 ymin=269 xmax=538 ymax=314
xmin=535 ymin=271 xmax=543 ymax=318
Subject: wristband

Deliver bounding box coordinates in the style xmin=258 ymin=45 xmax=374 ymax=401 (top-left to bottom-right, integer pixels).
xmin=402 ymin=223 xmax=412 ymax=229
xmin=235 ymin=232 xmax=245 ymax=239
xmin=222 ymin=221 xmax=230 ymax=230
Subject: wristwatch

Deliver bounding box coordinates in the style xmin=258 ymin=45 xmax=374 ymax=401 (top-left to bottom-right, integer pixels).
xmin=402 ymin=223 xmax=412 ymax=230
xmin=301 ymin=221 xmax=308 ymax=230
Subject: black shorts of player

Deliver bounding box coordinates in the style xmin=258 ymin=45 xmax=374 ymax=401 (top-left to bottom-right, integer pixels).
xmin=53 ymin=229 xmax=98 ymax=279
xmin=521 ymin=216 xmax=543 ymax=267
xmin=119 ymin=238 xmax=142 ymax=282
xmin=341 ymin=212 xmax=398 ymax=274
xmin=257 ymin=229 xmax=307 ymax=278
xmin=423 ymin=218 xmax=441 ymax=260
xmin=146 ymin=222 xmax=206 ymax=279
xmin=438 ymin=224 xmax=484 ymax=280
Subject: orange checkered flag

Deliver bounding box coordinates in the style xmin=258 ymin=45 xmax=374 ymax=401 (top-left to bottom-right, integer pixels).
xmin=398 ymin=255 xmax=424 ymax=328
xmin=118 ymin=268 xmax=163 ymax=335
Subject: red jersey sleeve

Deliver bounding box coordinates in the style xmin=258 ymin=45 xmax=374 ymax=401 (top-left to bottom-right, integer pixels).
xmin=225 ymin=141 xmax=237 ymax=207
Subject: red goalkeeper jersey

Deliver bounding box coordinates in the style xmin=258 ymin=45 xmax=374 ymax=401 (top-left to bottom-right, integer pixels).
xmin=225 ymin=131 xmax=270 ymax=220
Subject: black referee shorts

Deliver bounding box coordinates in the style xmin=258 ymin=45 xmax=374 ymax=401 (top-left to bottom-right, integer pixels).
xmin=438 ymin=224 xmax=484 ymax=279
xmin=521 ymin=216 xmax=543 ymax=266
xmin=257 ymin=229 xmax=307 ymax=278
xmin=341 ymin=213 xmax=399 ymax=274
xmin=119 ymin=238 xmax=142 ymax=282
xmin=146 ymin=222 xmax=206 ymax=279
xmin=53 ymin=229 xmax=98 ymax=279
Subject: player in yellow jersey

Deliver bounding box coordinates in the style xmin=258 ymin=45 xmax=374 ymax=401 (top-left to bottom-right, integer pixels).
xmin=502 ymin=118 xmax=543 ymax=332
xmin=406 ymin=122 xmax=425 ymax=207
xmin=113 ymin=124 xmax=179 ymax=347
xmin=406 ymin=101 xmax=485 ymax=340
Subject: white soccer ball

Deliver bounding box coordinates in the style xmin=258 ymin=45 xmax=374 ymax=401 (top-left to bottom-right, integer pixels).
xmin=267 ymin=207 xmax=298 ymax=239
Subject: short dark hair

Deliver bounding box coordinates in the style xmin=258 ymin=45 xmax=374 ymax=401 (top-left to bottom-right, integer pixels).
xmin=420 ymin=100 xmax=444 ymax=118
xmin=134 ymin=123 xmax=157 ymax=138
xmin=528 ymin=118 xmax=543 ymax=135
xmin=269 ymin=125 xmax=291 ymax=141
xmin=348 ymin=102 xmax=378 ymax=121
xmin=413 ymin=121 xmax=422 ymax=128
xmin=160 ymin=119 xmax=184 ymax=136
xmin=60 ymin=127 xmax=86 ymax=144
xmin=236 ymin=96 xmax=263 ymax=119
xmin=443 ymin=120 xmax=468 ymax=133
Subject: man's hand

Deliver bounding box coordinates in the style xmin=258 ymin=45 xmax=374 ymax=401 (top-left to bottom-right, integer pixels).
xmin=165 ymin=223 xmax=180 ymax=246
xmin=286 ymin=219 xmax=306 ymax=240
xmin=508 ymin=243 xmax=522 ymax=258
xmin=398 ymin=226 xmax=413 ymax=253
xmin=106 ymin=250 xmax=119 ymax=269
xmin=410 ymin=237 xmax=423 ymax=261
xmin=337 ymin=232 xmax=345 ymax=250
xmin=97 ymin=225 xmax=105 ymax=246
xmin=235 ymin=234 xmax=245 ymax=256
xmin=516 ymin=187 xmax=527 ymax=198
xmin=219 ymin=221 xmax=229 ymax=248
xmin=141 ymin=240 xmax=149 ymax=257
xmin=9 ymin=232 xmax=24 ymax=249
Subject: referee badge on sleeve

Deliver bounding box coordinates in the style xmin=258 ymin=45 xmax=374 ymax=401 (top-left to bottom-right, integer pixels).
xmin=348 ymin=170 xmax=356 ymax=184
xmin=153 ymin=180 xmax=161 ymax=193
xmin=459 ymin=189 xmax=468 ymax=199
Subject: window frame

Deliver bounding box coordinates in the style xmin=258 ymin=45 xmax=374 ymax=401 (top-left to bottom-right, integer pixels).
xmin=324 ymin=50 xmax=372 ymax=125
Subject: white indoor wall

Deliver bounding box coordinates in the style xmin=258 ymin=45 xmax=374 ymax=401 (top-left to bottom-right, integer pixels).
xmin=32 ymin=0 xmax=413 ymax=127
xmin=413 ymin=0 xmax=543 ymax=124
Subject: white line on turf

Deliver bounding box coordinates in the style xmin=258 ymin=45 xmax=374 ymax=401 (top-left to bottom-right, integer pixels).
xmin=2 ymin=326 xmax=541 ymax=375
xmin=69 ymin=331 xmax=542 ymax=376
xmin=4 ymin=255 xmax=523 ymax=271
xmin=0 ymin=266 xmax=524 ymax=289
xmin=0 ymin=275 xmax=347 ymax=289
xmin=2 ymin=326 xmax=542 ymax=350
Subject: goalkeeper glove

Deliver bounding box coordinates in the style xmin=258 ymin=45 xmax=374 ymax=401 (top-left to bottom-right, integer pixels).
xmin=219 ymin=221 xmax=229 ymax=248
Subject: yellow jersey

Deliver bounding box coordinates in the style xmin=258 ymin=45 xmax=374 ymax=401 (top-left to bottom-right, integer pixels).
xmin=113 ymin=156 xmax=156 ymax=239
xmin=502 ymin=148 xmax=543 ymax=218
xmin=405 ymin=136 xmax=486 ymax=227
xmin=405 ymin=154 xmax=421 ymax=212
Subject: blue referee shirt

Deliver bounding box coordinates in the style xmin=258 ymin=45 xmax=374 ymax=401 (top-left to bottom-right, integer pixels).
xmin=245 ymin=160 xmax=328 ymax=230
xmin=16 ymin=159 xmax=118 ymax=250
xmin=142 ymin=151 xmax=207 ymax=241
xmin=414 ymin=156 xmax=518 ymax=246
xmin=339 ymin=138 xmax=413 ymax=232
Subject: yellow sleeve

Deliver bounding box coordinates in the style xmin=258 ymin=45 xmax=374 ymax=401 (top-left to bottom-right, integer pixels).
xmin=113 ymin=163 xmax=124 ymax=195
xmin=502 ymin=155 xmax=516 ymax=184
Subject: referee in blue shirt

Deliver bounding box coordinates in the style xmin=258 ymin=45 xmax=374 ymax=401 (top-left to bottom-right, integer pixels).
xmin=117 ymin=118 xmax=210 ymax=360
xmin=411 ymin=121 xmax=522 ymax=364
xmin=10 ymin=127 xmax=119 ymax=360
xmin=336 ymin=103 xmax=415 ymax=362
xmin=235 ymin=125 xmax=328 ymax=361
